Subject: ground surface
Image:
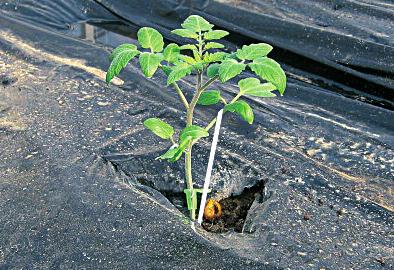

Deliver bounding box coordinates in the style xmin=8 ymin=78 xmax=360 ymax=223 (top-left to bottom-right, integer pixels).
xmin=0 ymin=15 xmax=273 ymax=270
xmin=0 ymin=4 xmax=394 ymax=270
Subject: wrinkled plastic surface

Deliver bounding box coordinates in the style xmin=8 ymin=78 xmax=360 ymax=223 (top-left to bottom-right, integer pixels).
xmin=1 ymin=0 xmax=393 ymax=107
xmin=0 ymin=1 xmax=393 ymax=269
xmin=94 ymin=0 xmax=394 ymax=99
xmin=0 ymin=14 xmax=274 ymax=270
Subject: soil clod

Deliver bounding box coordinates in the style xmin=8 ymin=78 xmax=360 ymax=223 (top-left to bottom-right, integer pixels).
xmin=202 ymin=181 xmax=265 ymax=233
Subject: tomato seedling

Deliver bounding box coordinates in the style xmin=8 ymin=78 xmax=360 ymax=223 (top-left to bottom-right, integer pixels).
xmin=106 ymin=15 xmax=287 ymax=220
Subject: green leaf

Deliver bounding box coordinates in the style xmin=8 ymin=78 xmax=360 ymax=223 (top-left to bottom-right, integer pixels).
xmin=203 ymin=52 xmax=227 ymax=63
xmin=179 ymin=44 xmax=198 ymax=51
xmin=109 ymin=44 xmax=138 ymax=62
xmin=180 ymin=125 xmax=209 ymax=141
xmin=137 ymin=27 xmax=164 ymax=52
xmin=224 ymin=52 xmax=238 ymax=60
xmin=224 ymin=100 xmax=254 ymax=124
xmin=161 ymin=65 xmax=172 ymax=76
xmin=158 ymin=147 xmax=178 ymax=160
xmin=159 ymin=138 xmax=190 ymax=162
xmin=178 ymin=55 xmax=197 ymax=65
xmin=204 ymin=30 xmax=229 ymax=40
xmin=143 ymin=118 xmax=174 ymax=139
xmin=218 ymin=59 xmax=246 ymax=82
xmin=106 ymin=46 xmax=140 ymax=83
xmin=204 ymin=42 xmax=225 ymax=50
xmin=170 ymin=146 xmax=188 ymax=162
xmin=192 ymin=50 xmax=202 ymax=61
xmin=167 ymin=62 xmax=193 ymax=85
xmin=171 ymin=29 xmax=198 ymax=39
xmin=193 ymin=62 xmax=204 ymax=71
xmin=181 ymin=15 xmax=214 ymax=32
xmin=163 ymin=43 xmax=180 ymax=63
xmin=236 ymin=43 xmax=273 ymax=60
xmin=249 ymin=57 xmax=286 ymax=95
xmin=207 ymin=63 xmax=220 ymax=78
xmin=197 ymin=90 xmax=221 ymax=105
xmin=238 ymin=78 xmax=276 ymax=97
xmin=139 ymin=52 xmax=162 ymax=78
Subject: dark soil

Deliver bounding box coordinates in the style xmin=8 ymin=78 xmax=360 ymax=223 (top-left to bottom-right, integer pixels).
xmin=202 ymin=180 xmax=265 ymax=233
xmin=153 ymin=179 xmax=266 ymax=234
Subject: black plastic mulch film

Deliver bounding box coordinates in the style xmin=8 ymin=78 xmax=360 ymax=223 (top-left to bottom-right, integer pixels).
xmin=0 ymin=1 xmax=393 ymax=269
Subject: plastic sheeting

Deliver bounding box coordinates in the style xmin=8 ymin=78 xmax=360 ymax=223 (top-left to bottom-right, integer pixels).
xmin=93 ymin=0 xmax=394 ymax=99
xmin=1 ymin=1 xmax=393 ymax=269
xmin=0 ymin=14 xmax=275 ymax=269
xmin=1 ymin=1 xmax=394 ymax=106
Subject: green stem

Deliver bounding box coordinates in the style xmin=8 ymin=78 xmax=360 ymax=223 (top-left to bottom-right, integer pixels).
xmin=184 ymin=70 xmax=203 ymax=220
xmin=160 ymin=65 xmax=189 ymax=109
xmin=187 ymin=73 xmax=204 ymax=125
xmin=220 ymin=96 xmax=228 ymax=105
xmin=198 ymin=30 xmax=203 ymax=56
xmin=204 ymin=92 xmax=242 ymax=132
xmin=170 ymin=136 xmax=175 ymax=145
xmin=184 ymin=32 xmax=216 ymax=220
xmin=172 ymin=82 xmax=189 ymax=109
xmin=185 ymin=149 xmax=194 ymax=219
xmin=200 ymin=75 xmax=219 ymax=92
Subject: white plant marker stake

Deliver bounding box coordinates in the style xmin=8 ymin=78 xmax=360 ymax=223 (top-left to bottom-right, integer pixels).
xmin=197 ymin=109 xmax=223 ymax=225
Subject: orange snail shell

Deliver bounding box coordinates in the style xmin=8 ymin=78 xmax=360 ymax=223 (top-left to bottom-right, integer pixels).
xmin=203 ymin=198 xmax=222 ymax=221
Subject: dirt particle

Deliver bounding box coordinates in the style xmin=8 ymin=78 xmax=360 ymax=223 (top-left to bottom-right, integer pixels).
xmin=97 ymin=101 xmax=111 ymax=106
xmin=306 ymin=148 xmax=321 ymax=157
xmin=375 ymin=257 xmax=386 ymax=266
xmin=0 ymin=74 xmax=17 ymax=86
xmin=318 ymin=198 xmax=324 ymax=205
xmin=303 ymin=213 xmax=311 ymax=220
xmin=337 ymin=208 xmax=347 ymax=216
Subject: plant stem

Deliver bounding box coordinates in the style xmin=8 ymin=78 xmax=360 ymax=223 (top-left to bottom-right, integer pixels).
xmin=170 ymin=136 xmax=176 ymax=145
xmin=184 ymin=33 xmax=218 ymax=220
xmin=220 ymin=96 xmax=228 ymax=105
xmin=184 ymin=148 xmax=194 ymax=219
xmin=184 ymin=71 xmax=203 ymax=220
xmin=159 ymin=65 xmax=189 ymax=109
xmin=187 ymin=72 xmax=204 ymax=124
xmin=204 ymin=92 xmax=242 ymax=132
xmin=172 ymin=82 xmax=189 ymax=109
xmin=184 ymin=116 xmax=195 ymax=219
xmin=200 ymin=75 xmax=219 ymax=92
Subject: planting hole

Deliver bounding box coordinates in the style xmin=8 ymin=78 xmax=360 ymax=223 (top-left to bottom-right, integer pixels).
xmin=201 ymin=180 xmax=265 ymax=233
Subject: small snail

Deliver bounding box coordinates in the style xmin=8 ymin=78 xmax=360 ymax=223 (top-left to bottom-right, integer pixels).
xmin=203 ymin=198 xmax=222 ymax=221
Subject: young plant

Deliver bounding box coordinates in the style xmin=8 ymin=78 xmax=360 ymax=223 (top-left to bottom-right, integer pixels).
xmin=106 ymin=15 xmax=286 ymax=220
